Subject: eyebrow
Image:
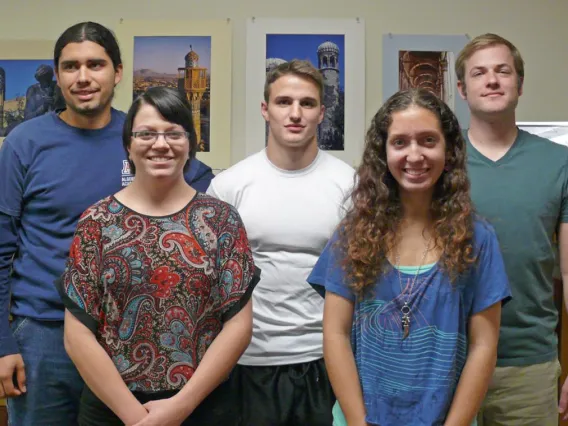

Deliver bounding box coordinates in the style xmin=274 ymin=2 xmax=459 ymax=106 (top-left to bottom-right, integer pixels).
xmin=470 ymin=63 xmax=512 ymax=73
xmin=273 ymin=95 xmax=318 ymax=102
xmin=388 ymin=130 xmax=440 ymax=139
xmin=59 ymin=58 xmax=108 ymax=67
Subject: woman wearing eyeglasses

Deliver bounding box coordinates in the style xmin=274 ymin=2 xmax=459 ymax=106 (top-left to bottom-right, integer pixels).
xmin=56 ymin=86 xmax=260 ymax=426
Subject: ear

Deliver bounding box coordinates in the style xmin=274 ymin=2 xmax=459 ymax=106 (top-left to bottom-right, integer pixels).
xmin=114 ymin=63 xmax=123 ymax=87
xmin=518 ymin=76 xmax=524 ymax=96
xmin=318 ymin=104 xmax=326 ymax=125
xmin=54 ymin=68 xmax=61 ymax=88
xmin=261 ymin=101 xmax=269 ymax=122
xmin=457 ymin=80 xmax=467 ymax=100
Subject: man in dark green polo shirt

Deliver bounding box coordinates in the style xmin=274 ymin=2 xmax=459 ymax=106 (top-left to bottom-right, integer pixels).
xmin=457 ymin=33 xmax=568 ymax=426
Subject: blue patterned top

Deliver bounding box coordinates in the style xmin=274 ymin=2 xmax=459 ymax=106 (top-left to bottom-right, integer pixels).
xmin=308 ymin=220 xmax=511 ymax=426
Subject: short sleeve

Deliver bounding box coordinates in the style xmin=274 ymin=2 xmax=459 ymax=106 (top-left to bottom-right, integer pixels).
xmin=217 ymin=206 xmax=260 ymax=322
xmin=468 ymin=222 xmax=512 ymax=315
xmin=55 ymin=214 xmax=104 ymax=333
xmin=307 ymin=231 xmax=356 ymax=302
xmin=0 ymin=139 xmax=26 ymax=217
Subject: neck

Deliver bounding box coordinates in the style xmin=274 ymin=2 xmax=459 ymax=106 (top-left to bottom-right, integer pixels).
xmin=127 ymin=175 xmax=192 ymax=211
xmin=468 ymin=111 xmax=518 ymax=148
xmin=399 ymin=190 xmax=433 ymax=228
xmin=59 ymin=106 xmax=112 ymax=130
xmin=265 ymin=137 xmax=319 ymax=171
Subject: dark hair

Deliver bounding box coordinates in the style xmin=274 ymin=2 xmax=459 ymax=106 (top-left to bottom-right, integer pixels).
xmin=123 ymin=86 xmax=197 ymax=174
xmin=54 ymin=22 xmax=122 ymax=70
xmin=340 ymin=88 xmax=475 ymax=298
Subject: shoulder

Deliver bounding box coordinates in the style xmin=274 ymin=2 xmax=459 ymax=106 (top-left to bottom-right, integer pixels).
xmin=109 ymin=108 xmax=127 ymax=130
xmin=520 ymin=129 xmax=568 ymax=158
xmin=471 ymin=216 xmax=500 ymax=254
xmin=111 ymin=108 xmax=127 ymax=122
xmin=317 ymin=152 xmax=356 ymax=188
xmin=192 ymin=192 xmax=241 ymax=217
xmin=319 ymin=152 xmax=355 ymax=176
xmin=4 ymin=113 xmax=58 ymax=143
xmin=78 ymin=196 xmax=117 ymax=222
xmin=208 ymin=152 xmax=264 ymax=195
xmin=190 ymin=193 xmax=246 ymax=234
xmin=1 ymin=113 xmax=61 ymax=159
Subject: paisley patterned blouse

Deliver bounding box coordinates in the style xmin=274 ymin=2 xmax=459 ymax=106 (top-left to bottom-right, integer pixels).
xmin=58 ymin=193 xmax=259 ymax=392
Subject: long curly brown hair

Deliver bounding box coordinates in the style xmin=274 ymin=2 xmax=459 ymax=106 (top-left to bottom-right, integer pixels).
xmin=339 ymin=89 xmax=476 ymax=299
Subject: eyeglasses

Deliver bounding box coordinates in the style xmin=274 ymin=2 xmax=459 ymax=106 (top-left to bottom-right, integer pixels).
xmin=131 ymin=131 xmax=189 ymax=145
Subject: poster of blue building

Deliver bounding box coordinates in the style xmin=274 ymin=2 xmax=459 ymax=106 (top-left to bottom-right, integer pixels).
xmin=0 ymin=59 xmax=63 ymax=137
xmin=266 ymin=34 xmax=345 ymax=151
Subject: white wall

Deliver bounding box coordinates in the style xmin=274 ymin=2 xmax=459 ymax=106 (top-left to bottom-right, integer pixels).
xmin=1 ymin=0 xmax=566 ymax=164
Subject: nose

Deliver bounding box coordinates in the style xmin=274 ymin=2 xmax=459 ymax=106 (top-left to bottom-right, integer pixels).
xmin=485 ymin=70 xmax=499 ymax=87
xmin=406 ymin=142 xmax=424 ymax=162
xmin=152 ymin=134 xmax=169 ymax=149
xmin=289 ymin=101 xmax=302 ymax=121
xmin=77 ymin=65 xmax=90 ymax=83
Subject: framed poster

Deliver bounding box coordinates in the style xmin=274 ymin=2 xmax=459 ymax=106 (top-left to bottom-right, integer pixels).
xmin=245 ymin=18 xmax=365 ymax=167
xmin=0 ymin=40 xmax=54 ymax=146
xmin=114 ymin=19 xmax=232 ymax=169
xmin=382 ymin=34 xmax=469 ymax=128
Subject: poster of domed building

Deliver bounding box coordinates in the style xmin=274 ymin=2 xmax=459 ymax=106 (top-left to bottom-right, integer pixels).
xmin=265 ymin=34 xmax=345 ymax=151
xmin=245 ymin=18 xmax=365 ymax=167
xmin=133 ymin=36 xmax=211 ymax=152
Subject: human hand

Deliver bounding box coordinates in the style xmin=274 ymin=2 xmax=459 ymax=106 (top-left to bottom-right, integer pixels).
xmin=0 ymin=354 xmax=26 ymax=398
xmin=132 ymin=397 xmax=188 ymax=426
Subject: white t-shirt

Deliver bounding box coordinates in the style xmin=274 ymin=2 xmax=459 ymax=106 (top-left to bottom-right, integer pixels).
xmin=207 ymin=149 xmax=355 ymax=366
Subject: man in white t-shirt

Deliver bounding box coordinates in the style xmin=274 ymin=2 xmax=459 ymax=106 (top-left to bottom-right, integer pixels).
xmin=207 ymin=59 xmax=354 ymax=425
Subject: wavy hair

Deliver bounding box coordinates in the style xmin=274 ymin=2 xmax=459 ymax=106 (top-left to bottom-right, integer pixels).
xmin=339 ymin=88 xmax=475 ymax=298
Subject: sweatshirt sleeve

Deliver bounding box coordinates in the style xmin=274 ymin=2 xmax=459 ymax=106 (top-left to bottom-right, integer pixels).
xmin=0 ymin=212 xmax=20 ymax=356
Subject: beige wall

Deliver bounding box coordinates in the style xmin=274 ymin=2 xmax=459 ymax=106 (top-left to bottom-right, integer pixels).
xmin=1 ymin=0 xmax=566 ymax=164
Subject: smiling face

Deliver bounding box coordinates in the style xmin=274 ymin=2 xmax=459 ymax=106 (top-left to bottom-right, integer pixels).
xmin=128 ymin=103 xmax=190 ymax=181
xmin=261 ymin=73 xmax=325 ymax=151
xmin=458 ymin=44 xmax=522 ymax=117
xmin=386 ymin=105 xmax=446 ymax=198
xmin=55 ymin=40 xmax=122 ymax=120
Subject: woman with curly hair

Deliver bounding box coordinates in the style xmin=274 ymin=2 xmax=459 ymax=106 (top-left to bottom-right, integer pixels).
xmin=308 ymin=89 xmax=511 ymax=426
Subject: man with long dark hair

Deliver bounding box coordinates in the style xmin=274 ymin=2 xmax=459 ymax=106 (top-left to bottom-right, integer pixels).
xmin=0 ymin=21 xmax=126 ymax=425
xmin=0 ymin=21 xmax=214 ymax=425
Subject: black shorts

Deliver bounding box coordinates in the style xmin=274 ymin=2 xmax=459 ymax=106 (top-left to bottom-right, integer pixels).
xmin=230 ymin=358 xmax=335 ymax=426
xmin=78 ymin=378 xmax=237 ymax=426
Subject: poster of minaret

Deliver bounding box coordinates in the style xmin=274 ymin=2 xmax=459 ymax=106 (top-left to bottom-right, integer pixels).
xmin=133 ymin=36 xmax=211 ymax=152
xmin=265 ymin=34 xmax=345 ymax=151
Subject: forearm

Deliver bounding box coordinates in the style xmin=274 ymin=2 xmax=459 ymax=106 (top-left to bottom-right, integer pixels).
xmin=64 ymin=319 xmax=146 ymax=424
xmin=324 ymin=332 xmax=367 ymax=424
xmin=0 ymin=213 xmax=18 ymax=357
xmin=173 ymin=307 xmax=252 ymax=417
xmin=444 ymin=345 xmax=496 ymax=426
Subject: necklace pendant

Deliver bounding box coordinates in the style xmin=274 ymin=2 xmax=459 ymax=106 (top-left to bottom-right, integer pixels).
xmin=402 ymin=319 xmax=410 ymax=340
xmin=401 ymin=313 xmax=410 ymax=340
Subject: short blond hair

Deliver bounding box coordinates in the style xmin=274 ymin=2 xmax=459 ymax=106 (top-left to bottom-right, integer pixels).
xmin=264 ymin=59 xmax=324 ymax=103
xmin=455 ymin=33 xmax=524 ymax=90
